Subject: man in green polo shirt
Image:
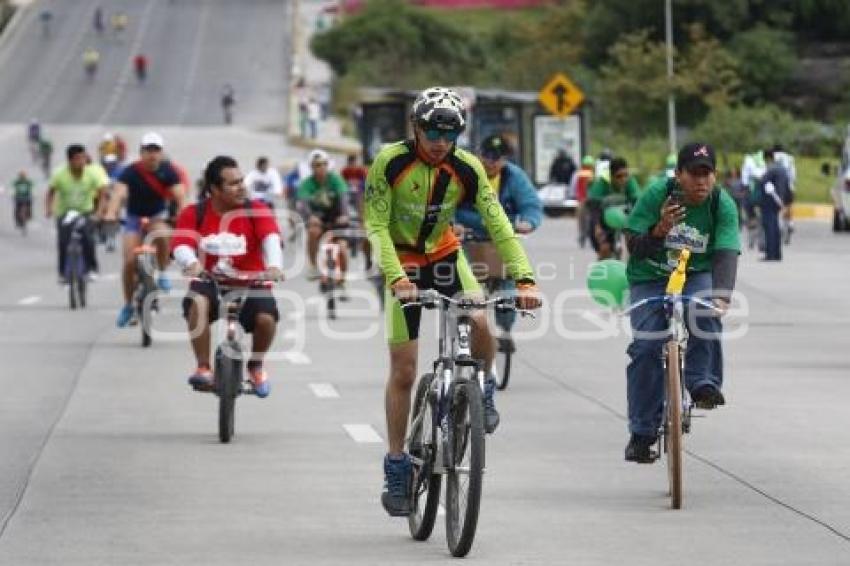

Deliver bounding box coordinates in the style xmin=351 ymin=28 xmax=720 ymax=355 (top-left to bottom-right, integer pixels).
xmin=12 ymin=171 xmax=34 ymax=233
xmin=46 ymin=144 xmax=108 ymax=282
xmin=622 ymin=142 xmax=740 ymax=463
xmin=586 ymin=157 xmax=641 ymax=259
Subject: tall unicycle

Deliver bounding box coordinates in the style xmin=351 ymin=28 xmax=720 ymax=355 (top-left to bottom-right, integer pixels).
xmin=216 ymin=344 xmax=242 ymax=444
xmin=445 ymin=372 xmax=485 ymax=557
xmin=407 ymin=373 xmax=441 ymax=541
xmin=664 ymin=340 xmax=684 ymax=509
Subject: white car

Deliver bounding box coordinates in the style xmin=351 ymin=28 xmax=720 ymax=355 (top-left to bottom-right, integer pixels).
xmin=832 ymin=170 xmax=850 ymax=232
xmin=537 ymin=182 xmax=577 ymax=217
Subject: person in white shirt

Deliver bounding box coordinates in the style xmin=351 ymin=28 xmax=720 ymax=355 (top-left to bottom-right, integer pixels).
xmin=244 ymin=156 xmax=283 ymax=209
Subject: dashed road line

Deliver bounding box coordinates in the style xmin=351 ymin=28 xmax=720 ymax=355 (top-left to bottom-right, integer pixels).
xmin=343 ymin=424 xmax=383 ymax=444
xmin=18 ymin=295 xmax=41 ymax=306
xmin=309 ymin=383 xmax=339 ymax=399
xmin=282 ymin=351 xmax=311 ymax=365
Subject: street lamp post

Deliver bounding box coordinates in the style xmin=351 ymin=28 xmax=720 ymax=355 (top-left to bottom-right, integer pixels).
xmin=665 ymin=0 xmax=677 ymax=153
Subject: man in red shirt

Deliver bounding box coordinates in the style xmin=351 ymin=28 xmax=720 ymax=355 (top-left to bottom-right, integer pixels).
xmin=171 ymin=156 xmax=284 ymax=397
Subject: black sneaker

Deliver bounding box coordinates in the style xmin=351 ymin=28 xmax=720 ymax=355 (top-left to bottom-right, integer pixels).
xmin=483 ymin=377 xmax=500 ymax=434
xmin=625 ymin=434 xmax=657 ymax=463
xmin=381 ymin=453 xmax=412 ymax=517
xmin=691 ymin=384 xmax=725 ymax=410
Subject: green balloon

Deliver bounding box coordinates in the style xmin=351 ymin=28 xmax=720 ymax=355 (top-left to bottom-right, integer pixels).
xmin=603 ymin=205 xmax=628 ymax=230
xmin=586 ymin=259 xmax=629 ymax=308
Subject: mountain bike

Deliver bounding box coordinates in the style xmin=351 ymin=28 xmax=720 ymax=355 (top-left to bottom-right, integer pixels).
xmin=132 ymin=218 xmax=158 ymax=347
xmin=405 ymin=290 xmax=532 ymax=556
xmin=318 ymin=223 xmax=350 ymax=320
xmin=621 ymin=249 xmax=722 ymax=509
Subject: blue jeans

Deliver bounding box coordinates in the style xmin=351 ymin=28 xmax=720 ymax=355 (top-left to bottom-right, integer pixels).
xmin=626 ymin=271 xmax=724 ymax=437
xmin=761 ymin=206 xmax=782 ymax=260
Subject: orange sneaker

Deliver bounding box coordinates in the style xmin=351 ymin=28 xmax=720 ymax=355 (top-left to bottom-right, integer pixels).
xmin=248 ymin=366 xmax=270 ymax=398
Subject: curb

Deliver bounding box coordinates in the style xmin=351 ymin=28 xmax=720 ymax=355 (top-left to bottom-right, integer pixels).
xmin=792 ymin=203 xmax=832 ymax=221
xmin=289 ymin=135 xmax=360 ymax=156
xmin=0 ymin=2 xmax=26 ymax=59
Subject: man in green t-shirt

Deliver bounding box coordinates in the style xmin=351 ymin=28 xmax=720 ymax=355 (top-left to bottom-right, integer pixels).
xmin=297 ymin=149 xmax=349 ymax=278
xmin=12 ymin=171 xmax=34 ymax=232
xmin=586 ymin=157 xmax=641 ymax=259
xmin=46 ymin=144 xmax=109 ymax=282
xmin=622 ymin=142 xmax=740 ymax=463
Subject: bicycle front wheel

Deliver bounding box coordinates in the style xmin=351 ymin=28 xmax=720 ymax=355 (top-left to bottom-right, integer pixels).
xmin=665 ymin=340 xmax=683 ymax=509
xmin=216 ymin=346 xmax=241 ymax=443
xmin=445 ymin=378 xmax=485 ymax=557
xmin=494 ymin=337 xmax=513 ymax=391
xmin=408 ymin=373 xmax=441 ymax=541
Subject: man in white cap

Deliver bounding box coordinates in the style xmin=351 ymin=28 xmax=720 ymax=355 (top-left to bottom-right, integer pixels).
xmin=106 ymin=132 xmax=186 ymax=327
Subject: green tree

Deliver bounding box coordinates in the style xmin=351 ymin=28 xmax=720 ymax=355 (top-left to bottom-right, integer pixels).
xmin=595 ymin=30 xmax=671 ymax=167
xmin=496 ymin=1 xmax=587 ymax=90
xmin=310 ymin=0 xmax=487 ymax=87
xmin=729 ymin=25 xmax=796 ymax=103
xmin=677 ymin=24 xmax=741 ymax=110
xmin=693 ymin=103 xmax=835 ymax=157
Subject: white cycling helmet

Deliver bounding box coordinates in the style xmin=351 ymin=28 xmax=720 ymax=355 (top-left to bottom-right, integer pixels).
xmin=411 ymin=86 xmax=466 ymax=132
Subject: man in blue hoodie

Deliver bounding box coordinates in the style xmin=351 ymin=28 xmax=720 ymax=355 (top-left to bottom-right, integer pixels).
xmin=455 ymin=134 xmax=542 ymax=336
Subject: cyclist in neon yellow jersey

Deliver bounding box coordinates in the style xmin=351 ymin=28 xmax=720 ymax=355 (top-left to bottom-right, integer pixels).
xmin=365 ymin=86 xmax=542 ymax=517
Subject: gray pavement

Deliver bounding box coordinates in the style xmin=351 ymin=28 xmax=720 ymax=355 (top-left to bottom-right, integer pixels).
xmin=1 ymin=0 xmax=850 ymax=564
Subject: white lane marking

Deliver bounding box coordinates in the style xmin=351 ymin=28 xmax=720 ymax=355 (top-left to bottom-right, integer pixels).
xmin=176 ymin=0 xmax=211 ymax=123
xmin=309 ymin=383 xmax=339 ymax=399
xmin=98 ymin=0 xmax=157 ymax=124
xmin=343 ymin=424 xmax=383 ymax=444
xmin=282 ymin=351 xmax=311 ymax=365
xmin=18 ymin=295 xmax=41 ymax=306
xmin=438 ymin=504 xmax=446 ymax=517
xmin=580 ymin=310 xmax=611 ymax=325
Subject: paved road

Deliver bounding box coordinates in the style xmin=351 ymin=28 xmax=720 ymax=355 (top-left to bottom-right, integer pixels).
xmin=2 ymin=1 xmax=850 ymax=564
xmin=0 ymin=0 xmax=292 ymax=127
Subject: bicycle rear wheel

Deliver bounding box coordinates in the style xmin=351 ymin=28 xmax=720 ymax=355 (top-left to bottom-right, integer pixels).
xmin=408 ymin=373 xmax=441 ymax=541
xmin=216 ymin=345 xmax=241 ymax=443
xmin=445 ymin=377 xmax=485 ymax=557
xmin=665 ymin=340 xmax=683 ymax=509
xmin=138 ymin=264 xmax=156 ymax=347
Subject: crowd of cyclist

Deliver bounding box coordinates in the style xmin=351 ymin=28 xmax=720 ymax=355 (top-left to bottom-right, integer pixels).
xmin=10 ymin=85 xmax=769 ymax=521
xmin=562 ymin=144 xmax=796 ymax=264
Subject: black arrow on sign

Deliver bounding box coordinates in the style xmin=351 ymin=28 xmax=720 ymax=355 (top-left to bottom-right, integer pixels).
xmin=551 ymin=82 xmax=569 ymax=113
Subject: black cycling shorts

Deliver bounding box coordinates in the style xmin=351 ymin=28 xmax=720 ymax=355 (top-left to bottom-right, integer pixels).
xmin=182 ymin=280 xmax=279 ymax=333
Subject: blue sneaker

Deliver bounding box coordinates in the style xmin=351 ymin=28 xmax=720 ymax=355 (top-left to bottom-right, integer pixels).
xmin=249 ymin=367 xmax=270 ymax=398
xmin=157 ymin=273 xmax=171 ymax=292
xmin=381 ymin=453 xmax=412 ymax=517
xmin=116 ymin=304 xmax=134 ymax=327
xmin=188 ymin=367 xmax=214 ymax=391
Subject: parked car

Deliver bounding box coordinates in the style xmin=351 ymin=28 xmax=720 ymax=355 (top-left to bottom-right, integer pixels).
xmin=832 ymin=169 xmax=850 ymax=232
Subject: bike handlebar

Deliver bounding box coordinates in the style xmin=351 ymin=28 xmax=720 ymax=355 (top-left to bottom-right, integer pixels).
xmin=399 ymin=289 xmax=536 ymax=318
xmin=620 ymin=294 xmax=722 ymax=316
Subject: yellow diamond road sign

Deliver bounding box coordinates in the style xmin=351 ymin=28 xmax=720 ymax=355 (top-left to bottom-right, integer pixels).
xmin=539 ymin=73 xmax=585 ymax=118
